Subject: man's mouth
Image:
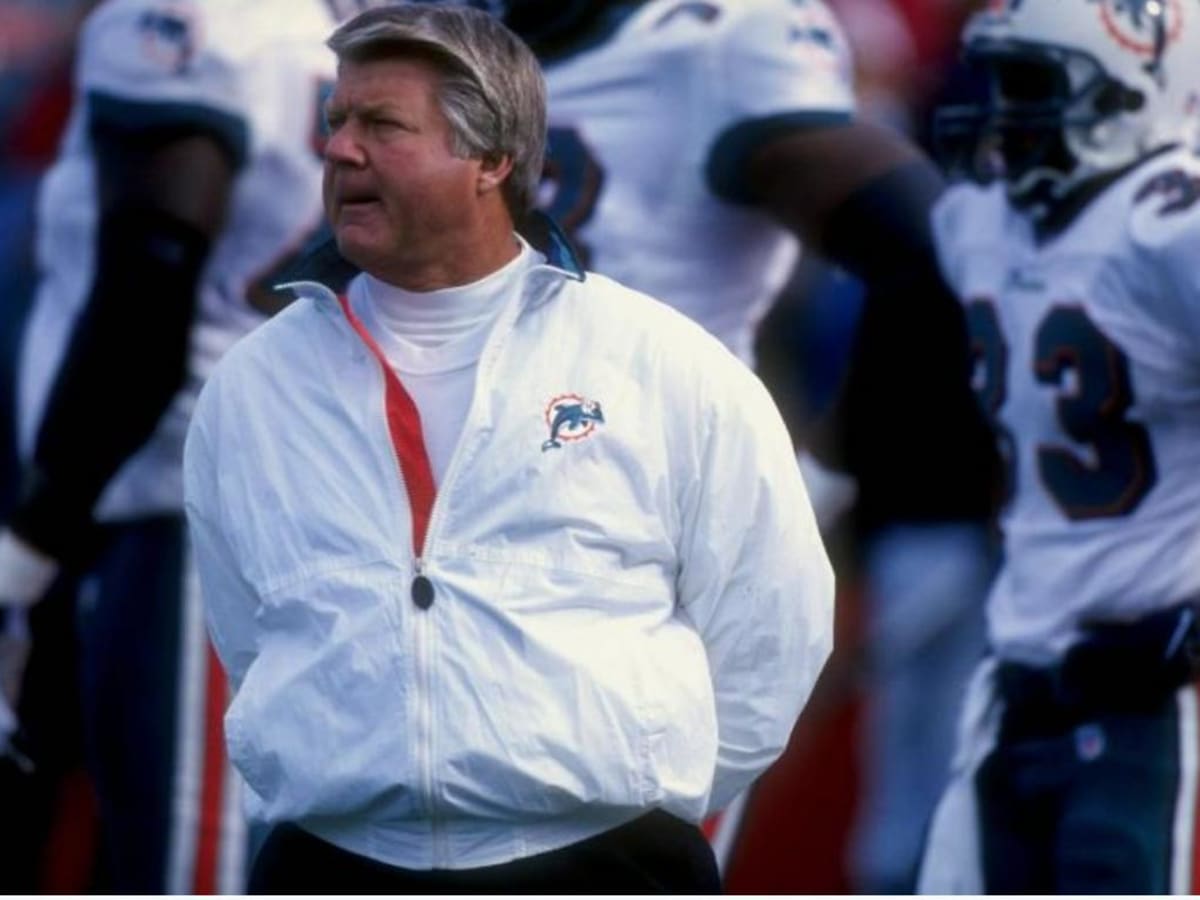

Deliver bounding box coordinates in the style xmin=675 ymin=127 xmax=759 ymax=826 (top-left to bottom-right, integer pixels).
xmin=337 ymin=190 xmax=381 ymax=211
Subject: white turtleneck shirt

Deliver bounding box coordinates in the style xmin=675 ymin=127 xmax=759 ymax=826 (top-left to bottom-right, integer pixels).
xmin=357 ymin=238 xmax=540 ymax=485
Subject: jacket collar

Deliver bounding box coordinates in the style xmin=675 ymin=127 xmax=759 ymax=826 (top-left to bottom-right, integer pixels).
xmin=517 ymin=210 xmax=585 ymax=280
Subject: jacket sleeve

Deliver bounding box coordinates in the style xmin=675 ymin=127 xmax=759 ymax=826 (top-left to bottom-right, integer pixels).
xmin=674 ymin=352 xmax=836 ymax=813
xmin=182 ymin=402 xmax=259 ymax=690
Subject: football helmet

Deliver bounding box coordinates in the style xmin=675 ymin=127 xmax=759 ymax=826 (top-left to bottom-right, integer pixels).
xmin=501 ymin=0 xmax=607 ymax=51
xmin=935 ymin=0 xmax=1200 ymax=210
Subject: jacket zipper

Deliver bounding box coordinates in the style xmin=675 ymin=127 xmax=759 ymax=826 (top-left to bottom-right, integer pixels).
xmin=396 ymin=297 xmax=519 ymax=867
xmin=335 ymin=295 xmax=444 ymax=852
xmin=333 ymin=269 xmax=546 ymax=863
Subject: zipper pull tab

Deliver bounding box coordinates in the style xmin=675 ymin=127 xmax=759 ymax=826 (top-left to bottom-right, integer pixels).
xmin=412 ymin=558 xmax=434 ymax=610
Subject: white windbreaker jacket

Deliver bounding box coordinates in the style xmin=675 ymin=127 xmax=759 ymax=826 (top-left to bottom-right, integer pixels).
xmin=183 ymin=239 xmax=834 ymax=871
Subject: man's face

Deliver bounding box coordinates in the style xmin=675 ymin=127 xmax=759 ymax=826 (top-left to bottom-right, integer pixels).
xmin=322 ymin=56 xmax=484 ymax=283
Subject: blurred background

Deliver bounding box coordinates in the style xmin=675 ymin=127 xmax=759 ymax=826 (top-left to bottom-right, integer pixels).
xmin=0 ymin=0 xmax=92 ymax=522
xmin=0 ymin=0 xmax=985 ymax=892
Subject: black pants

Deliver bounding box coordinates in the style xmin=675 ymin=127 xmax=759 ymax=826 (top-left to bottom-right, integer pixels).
xmin=976 ymin=658 xmax=1192 ymax=893
xmin=249 ymin=809 xmax=721 ymax=894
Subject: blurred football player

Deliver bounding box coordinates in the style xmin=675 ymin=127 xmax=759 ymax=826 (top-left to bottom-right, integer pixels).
xmin=495 ymin=0 xmax=1000 ymax=889
xmin=919 ymin=0 xmax=1200 ymax=892
xmin=0 ymin=0 xmax=368 ymax=890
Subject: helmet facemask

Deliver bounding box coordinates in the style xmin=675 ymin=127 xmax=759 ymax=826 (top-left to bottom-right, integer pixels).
xmin=986 ymin=48 xmax=1083 ymax=209
xmin=937 ymin=42 xmax=1147 ymax=213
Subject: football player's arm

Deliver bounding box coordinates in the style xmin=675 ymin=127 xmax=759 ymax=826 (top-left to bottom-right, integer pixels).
xmin=0 ymin=110 xmax=237 ymax=606
xmin=745 ymin=121 xmax=1002 ymax=520
xmin=743 ymin=118 xmax=948 ymax=466
xmin=745 ymin=116 xmax=938 ymax=269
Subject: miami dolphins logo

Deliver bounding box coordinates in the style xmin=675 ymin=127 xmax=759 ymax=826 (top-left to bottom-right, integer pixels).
xmin=137 ymin=4 xmax=199 ymax=74
xmin=542 ymin=394 xmax=604 ymax=451
xmin=1090 ymin=0 xmax=1182 ymax=63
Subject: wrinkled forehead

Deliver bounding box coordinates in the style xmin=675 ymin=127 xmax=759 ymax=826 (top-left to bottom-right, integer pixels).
xmin=326 ymin=55 xmax=445 ymax=110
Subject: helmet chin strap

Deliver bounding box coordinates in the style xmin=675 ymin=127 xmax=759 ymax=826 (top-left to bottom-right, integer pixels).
xmin=1004 ymin=76 xmax=1140 ymax=218
xmin=998 ymin=121 xmax=1081 ymax=216
xmin=1006 ymin=165 xmax=1075 ymax=219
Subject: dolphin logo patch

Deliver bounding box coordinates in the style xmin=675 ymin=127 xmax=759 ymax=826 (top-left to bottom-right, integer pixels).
xmin=542 ymin=394 xmax=604 ymax=451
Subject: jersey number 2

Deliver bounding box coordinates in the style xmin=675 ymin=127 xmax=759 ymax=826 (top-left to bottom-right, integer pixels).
xmin=541 ymin=126 xmax=604 ymax=265
xmin=967 ymin=300 xmax=1157 ymax=520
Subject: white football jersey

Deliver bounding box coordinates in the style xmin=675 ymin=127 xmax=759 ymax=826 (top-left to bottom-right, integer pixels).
xmin=17 ymin=0 xmax=339 ymax=520
xmin=934 ymin=147 xmax=1200 ymax=661
xmin=541 ymin=0 xmax=856 ymax=365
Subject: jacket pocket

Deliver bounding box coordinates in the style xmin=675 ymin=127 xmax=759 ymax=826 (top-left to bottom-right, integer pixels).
xmin=226 ymin=561 xmax=420 ymax=820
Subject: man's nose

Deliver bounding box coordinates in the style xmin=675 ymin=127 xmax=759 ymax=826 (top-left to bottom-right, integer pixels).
xmin=325 ymin=122 xmax=366 ymax=166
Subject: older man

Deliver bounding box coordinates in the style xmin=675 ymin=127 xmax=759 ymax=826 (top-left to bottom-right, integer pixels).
xmin=184 ymin=4 xmax=833 ymax=894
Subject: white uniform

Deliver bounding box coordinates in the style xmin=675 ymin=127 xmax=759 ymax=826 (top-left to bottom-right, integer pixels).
xmin=540 ymin=0 xmax=855 ymax=365
xmin=18 ymin=0 xmax=337 ymax=520
xmin=934 ymin=146 xmax=1200 ymax=662
xmin=9 ymin=1 xmax=341 ymax=891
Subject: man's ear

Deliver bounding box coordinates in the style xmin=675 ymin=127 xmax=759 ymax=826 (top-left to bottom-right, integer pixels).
xmin=477 ymin=153 xmax=515 ymax=195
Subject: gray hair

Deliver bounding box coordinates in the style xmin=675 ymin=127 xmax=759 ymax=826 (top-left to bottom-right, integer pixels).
xmin=328 ymin=4 xmax=546 ymax=217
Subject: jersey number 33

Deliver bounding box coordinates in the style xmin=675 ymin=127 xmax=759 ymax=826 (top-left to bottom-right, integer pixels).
xmin=967 ymin=299 xmax=1158 ymax=521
